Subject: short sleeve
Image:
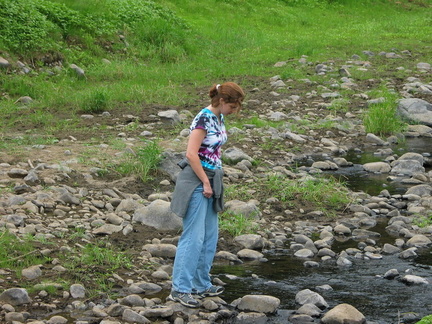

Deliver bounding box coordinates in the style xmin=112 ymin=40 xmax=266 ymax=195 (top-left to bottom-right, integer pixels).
xmin=190 ymin=112 xmax=210 ymax=132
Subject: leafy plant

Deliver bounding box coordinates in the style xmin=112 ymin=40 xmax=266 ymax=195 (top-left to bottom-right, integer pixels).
xmin=416 ymin=314 xmax=432 ymax=324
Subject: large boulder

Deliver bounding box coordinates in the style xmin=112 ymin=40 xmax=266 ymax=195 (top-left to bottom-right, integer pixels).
xmin=397 ymin=98 xmax=432 ymax=126
xmin=132 ymin=199 xmax=182 ymax=231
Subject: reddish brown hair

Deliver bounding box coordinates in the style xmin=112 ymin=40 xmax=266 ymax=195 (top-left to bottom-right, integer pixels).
xmin=209 ymin=82 xmax=245 ymax=109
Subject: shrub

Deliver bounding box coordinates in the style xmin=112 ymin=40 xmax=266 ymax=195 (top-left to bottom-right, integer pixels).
xmin=0 ymin=0 xmax=60 ymax=53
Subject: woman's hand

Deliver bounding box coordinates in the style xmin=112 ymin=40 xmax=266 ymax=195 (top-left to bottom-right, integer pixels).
xmin=203 ymin=182 xmax=213 ymax=198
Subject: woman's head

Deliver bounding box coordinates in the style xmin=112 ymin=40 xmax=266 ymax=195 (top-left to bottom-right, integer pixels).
xmin=209 ymin=82 xmax=245 ymax=111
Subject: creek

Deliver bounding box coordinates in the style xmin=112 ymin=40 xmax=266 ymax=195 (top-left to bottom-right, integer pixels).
xmin=213 ymin=137 xmax=432 ymax=323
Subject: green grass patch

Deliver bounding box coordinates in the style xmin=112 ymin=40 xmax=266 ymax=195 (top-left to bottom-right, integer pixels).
xmin=0 ymin=231 xmax=52 ymax=275
xmin=114 ymin=140 xmax=163 ymax=182
xmin=413 ymin=212 xmax=432 ymax=228
xmin=1 ymin=0 xmax=431 ymax=129
xmin=219 ymin=211 xmax=259 ymax=237
xmin=362 ymin=88 xmax=407 ymax=136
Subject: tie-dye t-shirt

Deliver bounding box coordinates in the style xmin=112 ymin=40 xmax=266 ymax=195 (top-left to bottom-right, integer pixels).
xmin=190 ymin=108 xmax=227 ymax=170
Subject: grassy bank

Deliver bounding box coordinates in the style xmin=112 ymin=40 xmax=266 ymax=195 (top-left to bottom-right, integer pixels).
xmin=1 ymin=0 xmax=431 ymax=136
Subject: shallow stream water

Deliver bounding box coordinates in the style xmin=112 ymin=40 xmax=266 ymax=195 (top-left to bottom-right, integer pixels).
xmin=213 ymin=137 xmax=432 ymax=323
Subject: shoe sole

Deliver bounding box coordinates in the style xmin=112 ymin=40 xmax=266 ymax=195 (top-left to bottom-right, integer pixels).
xmin=167 ymin=294 xmax=199 ymax=308
xmin=199 ymin=288 xmax=225 ymax=298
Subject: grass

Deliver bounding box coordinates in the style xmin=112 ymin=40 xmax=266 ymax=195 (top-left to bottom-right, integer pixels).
xmin=114 ymin=140 xmax=163 ymax=182
xmin=0 ymin=228 xmax=133 ymax=297
xmin=1 ymin=0 xmax=431 ymax=139
xmin=219 ymin=211 xmax=259 ymax=237
xmin=362 ymin=87 xmax=407 ymax=136
xmin=413 ymin=212 xmax=432 ymax=228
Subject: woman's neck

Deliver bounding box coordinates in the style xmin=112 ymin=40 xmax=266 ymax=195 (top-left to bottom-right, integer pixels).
xmin=207 ymin=105 xmax=220 ymax=117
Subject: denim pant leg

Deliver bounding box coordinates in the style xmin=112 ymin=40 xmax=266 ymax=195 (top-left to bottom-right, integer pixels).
xmin=192 ymin=197 xmax=218 ymax=292
xmin=172 ymin=185 xmax=211 ymax=293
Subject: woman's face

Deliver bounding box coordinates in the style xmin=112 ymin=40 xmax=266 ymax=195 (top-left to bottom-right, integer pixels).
xmin=219 ymin=99 xmax=239 ymax=115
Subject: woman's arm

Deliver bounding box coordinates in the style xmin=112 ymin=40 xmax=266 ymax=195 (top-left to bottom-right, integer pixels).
xmin=186 ymin=128 xmax=213 ymax=198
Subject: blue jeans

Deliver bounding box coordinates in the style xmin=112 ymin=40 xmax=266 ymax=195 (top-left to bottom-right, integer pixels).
xmin=172 ymin=185 xmax=218 ymax=293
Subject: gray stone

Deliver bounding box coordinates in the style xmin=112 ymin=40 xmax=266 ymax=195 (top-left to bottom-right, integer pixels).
xmin=321 ymin=303 xmax=366 ymax=324
xmin=237 ymin=295 xmax=280 ymax=313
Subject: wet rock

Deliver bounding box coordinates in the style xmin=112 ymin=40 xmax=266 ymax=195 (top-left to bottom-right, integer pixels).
xmin=363 ymin=162 xmax=391 ymax=173
xmin=321 ymin=303 xmax=366 ymax=324
xmin=296 ymin=303 xmax=322 ymax=317
xmin=382 ymin=243 xmax=401 ymax=255
xmin=47 ymin=315 xmax=68 ymax=323
xmin=234 ymin=234 xmax=266 ymax=250
xmin=334 ymin=224 xmax=351 ymax=235
xmin=235 ymin=311 xmax=267 ymax=324
xmin=365 ymin=133 xmax=387 ymax=145
xmin=237 ymin=295 xmax=280 ymax=313
xmin=406 ymin=234 xmax=432 ymax=247
xmin=294 ymin=248 xmax=315 ymax=258
xmin=295 ymin=289 xmax=328 ymax=309
xmin=400 ymin=274 xmax=429 ymax=285
xmin=237 ymin=249 xmax=264 ymax=260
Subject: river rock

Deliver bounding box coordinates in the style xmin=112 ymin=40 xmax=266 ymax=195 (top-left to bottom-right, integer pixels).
xmin=296 ymin=303 xmax=322 ymax=317
xmin=397 ymin=98 xmax=432 ymax=126
xmin=142 ymin=243 xmax=177 ymax=258
xmin=47 ymin=315 xmax=68 ymax=324
xmin=321 ymin=303 xmax=366 ymax=324
xmin=400 ymin=274 xmax=429 ymax=285
xmin=383 ymin=268 xmax=400 ymax=279
xmin=225 ymin=199 xmax=261 ymax=219
xmin=391 ymin=159 xmax=425 ymax=176
xmin=237 ymin=295 xmax=280 ymax=313
xmin=133 ymin=199 xmax=182 ymax=231
xmin=295 ymin=289 xmax=328 ymax=309
xmin=237 ymin=249 xmax=264 ymax=260
xmin=122 ymin=308 xmax=150 ymax=323
xmin=0 ymin=288 xmax=31 ymax=305
xmin=405 ymin=184 xmax=432 ymax=197
xmin=406 ymin=234 xmax=432 ymax=247
xmin=235 ymin=311 xmax=267 ymax=324
xmin=363 ymin=162 xmax=391 ymax=173
xmin=234 ymin=234 xmax=266 ymax=250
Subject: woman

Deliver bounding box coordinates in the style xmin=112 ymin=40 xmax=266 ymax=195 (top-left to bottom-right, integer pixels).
xmin=169 ymin=82 xmax=245 ymax=307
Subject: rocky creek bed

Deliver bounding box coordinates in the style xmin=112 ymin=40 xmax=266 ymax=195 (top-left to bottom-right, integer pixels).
xmin=1 ymin=49 xmax=432 ymax=324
